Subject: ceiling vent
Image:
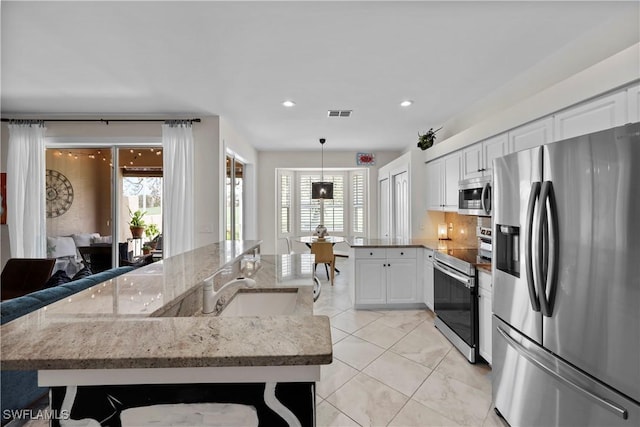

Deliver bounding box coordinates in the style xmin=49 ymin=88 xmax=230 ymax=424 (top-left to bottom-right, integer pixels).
xmin=327 ymin=110 xmax=352 ymax=118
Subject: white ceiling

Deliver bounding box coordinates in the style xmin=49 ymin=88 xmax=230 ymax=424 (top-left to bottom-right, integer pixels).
xmin=1 ymin=1 xmax=637 ymax=151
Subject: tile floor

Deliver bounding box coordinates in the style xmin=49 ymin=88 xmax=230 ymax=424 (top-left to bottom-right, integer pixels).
xmin=314 ymin=259 xmax=508 ymax=427
xmin=16 ymin=259 xmax=509 ymax=427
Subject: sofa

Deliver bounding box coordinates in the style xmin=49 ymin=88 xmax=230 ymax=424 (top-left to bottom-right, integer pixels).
xmin=0 ymin=265 xmax=134 ymax=423
xmin=46 ymin=232 xmax=112 ymax=276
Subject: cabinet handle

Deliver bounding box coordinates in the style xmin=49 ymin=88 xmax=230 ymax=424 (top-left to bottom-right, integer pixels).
xmin=370 ymin=252 xmax=373 ymax=256
xmin=400 ymin=252 xmax=404 ymax=256
xmin=388 ymin=263 xmax=391 ymax=267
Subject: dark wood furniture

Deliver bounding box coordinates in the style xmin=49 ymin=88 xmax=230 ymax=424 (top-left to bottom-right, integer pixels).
xmin=0 ymin=258 xmax=56 ymax=301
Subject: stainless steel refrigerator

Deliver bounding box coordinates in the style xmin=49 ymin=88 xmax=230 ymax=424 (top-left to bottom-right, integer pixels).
xmin=492 ymin=122 xmax=640 ymax=426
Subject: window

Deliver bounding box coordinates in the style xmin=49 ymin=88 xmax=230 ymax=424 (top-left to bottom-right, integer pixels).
xmin=351 ymin=171 xmax=365 ymax=235
xmin=277 ymin=169 xmax=367 ymax=239
xmin=279 ymin=172 xmax=292 ymax=234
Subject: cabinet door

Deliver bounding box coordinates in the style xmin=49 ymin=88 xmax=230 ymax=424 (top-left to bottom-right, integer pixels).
xmin=509 ymin=117 xmax=554 ymax=153
xmin=478 ymin=286 xmax=492 ymax=364
xmin=627 ymin=84 xmax=640 ymax=124
xmin=461 ymin=143 xmax=483 ymax=180
xmin=483 ymin=133 xmax=509 ymax=175
xmin=424 ymin=252 xmax=434 ymax=310
xmin=392 ymin=170 xmax=409 ymax=240
xmin=554 ymin=90 xmax=627 ymax=141
xmin=425 ymin=160 xmax=442 ymax=211
xmin=378 ymin=177 xmax=390 ymax=238
xmin=355 ymin=259 xmax=386 ymax=305
xmin=386 ymin=258 xmax=417 ymax=304
xmin=443 ymin=153 xmax=460 ymax=210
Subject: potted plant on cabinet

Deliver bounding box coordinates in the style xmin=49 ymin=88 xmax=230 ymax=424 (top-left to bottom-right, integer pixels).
xmin=142 ymin=244 xmax=152 ymax=255
xmin=417 ymin=126 xmax=443 ymax=150
xmin=145 ymin=223 xmax=160 ymax=248
xmin=129 ymin=209 xmax=146 ymax=239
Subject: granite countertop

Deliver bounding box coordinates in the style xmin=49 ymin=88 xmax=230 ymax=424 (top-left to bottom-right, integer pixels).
xmin=348 ymin=237 xmax=477 ymax=251
xmin=348 ymin=237 xmax=492 ymax=271
xmin=0 ymin=244 xmax=332 ymax=371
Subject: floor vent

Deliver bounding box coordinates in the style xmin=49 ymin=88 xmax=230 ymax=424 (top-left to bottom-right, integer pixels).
xmin=328 ymin=110 xmax=352 ymax=118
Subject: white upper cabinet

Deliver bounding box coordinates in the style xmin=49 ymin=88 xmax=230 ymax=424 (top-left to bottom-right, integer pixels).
xmin=443 ymin=153 xmax=460 ymax=210
xmin=425 ymin=159 xmax=443 ymax=211
xmin=554 ymin=90 xmax=627 ymax=141
xmin=628 ymin=84 xmax=640 ymax=124
xmin=461 ymin=144 xmax=483 ymax=180
xmin=426 ymin=152 xmax=460 ymax=212
xmin=483 ymin=133 xmax=509 ymax=175
xmin=462 ymin=133 xmax=508 ymax=180
xmin=509 ymin=117 xmax=554 ymax=153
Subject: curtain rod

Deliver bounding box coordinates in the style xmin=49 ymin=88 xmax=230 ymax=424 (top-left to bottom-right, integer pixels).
xmin=0 ymin=118 xmax=201 ymax=124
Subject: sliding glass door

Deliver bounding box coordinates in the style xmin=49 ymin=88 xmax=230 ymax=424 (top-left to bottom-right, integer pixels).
xmin=225 ymin=155 xmax=244 ymax=240
xmin=45 ymin=143 xmax=163 ymax=276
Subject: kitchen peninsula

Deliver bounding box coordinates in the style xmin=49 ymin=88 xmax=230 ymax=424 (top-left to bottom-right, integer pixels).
xmin=1 ymin=241 xmax=332 ymax=426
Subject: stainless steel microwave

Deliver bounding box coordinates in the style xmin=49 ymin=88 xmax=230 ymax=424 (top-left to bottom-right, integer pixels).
xmin=458 ymin=176 xmax=491 ymax=216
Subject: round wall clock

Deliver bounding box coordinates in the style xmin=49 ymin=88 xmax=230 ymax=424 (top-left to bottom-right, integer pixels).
xmin=46 ymin=169 xmax=74 ymax=218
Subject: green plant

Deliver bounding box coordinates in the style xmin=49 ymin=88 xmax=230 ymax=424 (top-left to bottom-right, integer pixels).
xmin=145 ymin=223 xmax=160 ymax=239
xmin=417 ymin=126 xmax=442 ymax=150
xmin=129 ymin=209 xmax=146 ymax=227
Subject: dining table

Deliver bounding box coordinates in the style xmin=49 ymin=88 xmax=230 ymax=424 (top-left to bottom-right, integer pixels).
xmin=296 ymin=235 xmax=347 ymax=275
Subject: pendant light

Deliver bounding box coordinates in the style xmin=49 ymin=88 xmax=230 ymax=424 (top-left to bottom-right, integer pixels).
xmin=312 ymin=138 xmax=333 ymax=199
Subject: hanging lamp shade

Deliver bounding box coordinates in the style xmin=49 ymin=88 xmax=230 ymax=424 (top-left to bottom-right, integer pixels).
xmin=312 ymin=138 xmax=333 ymax=199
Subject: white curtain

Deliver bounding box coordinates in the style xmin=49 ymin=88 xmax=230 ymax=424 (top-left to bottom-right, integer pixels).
xmin=162 ymin=121 xmax=195 ymax=257
xmin=7 ymin=121 xmax=47 ymax=258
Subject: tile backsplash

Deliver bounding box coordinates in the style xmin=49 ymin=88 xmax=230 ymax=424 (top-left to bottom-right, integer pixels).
xmin=443 ymin=212 xmax=481 ymax=247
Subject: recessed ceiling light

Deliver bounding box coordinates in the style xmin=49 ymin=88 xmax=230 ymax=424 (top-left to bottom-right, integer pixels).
xmin=282 ymin=100 xmax=296 ymax=107
xmin=400 ymin=100 xmax=413 ymax=107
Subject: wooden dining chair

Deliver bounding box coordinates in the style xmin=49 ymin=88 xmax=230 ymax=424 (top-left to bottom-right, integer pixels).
xmin=311 ymin=242 xmax=335 ymax=286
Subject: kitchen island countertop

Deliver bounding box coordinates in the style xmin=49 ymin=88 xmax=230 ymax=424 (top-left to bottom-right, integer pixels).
xmin=0 ymin=243 xmax=332 ymax=371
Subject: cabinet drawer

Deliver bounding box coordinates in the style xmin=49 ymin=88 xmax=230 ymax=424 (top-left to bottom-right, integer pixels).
xmin=355 ymin=248 xmax=386 ymax=259
xmin=387 ymin=248 xmax=416 ymax=259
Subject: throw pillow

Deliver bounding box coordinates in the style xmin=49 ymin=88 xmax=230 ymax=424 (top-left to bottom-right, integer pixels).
xmin=91 ymin=235 xmax=112 ymax=244
xmin=44 ymin=270 xmax=72 ymax=288
xmin=46 ymin=236 xmax=77 ymax=259
xmin=72 ymin=233 xmax=101 ymax=248
xmin=71 ymin=266 xmax=93 ymax=281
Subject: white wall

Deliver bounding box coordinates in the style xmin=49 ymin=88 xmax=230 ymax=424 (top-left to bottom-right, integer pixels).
xmin=219 ymin=117 xmax=258 ymax=240
xmin=257 ymin=150 xmax=401 ymax=254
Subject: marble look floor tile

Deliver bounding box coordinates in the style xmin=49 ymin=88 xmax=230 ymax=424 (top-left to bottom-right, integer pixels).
xmin=413 ymin=371 xmax=492 ymax=426
xmin=353 ymin=318 xmax=408 ymax=349
xmin=316 ymin=400 xmax=361 ymax=427
xmin=316 ymin=358 xmax=359 ymax=399
xmin=363 ymin=351 xmax=432 ymax=397
xmin=388 ymin=399 xmax=462 ymax=427
xmin=435 ymin=346 xmax=492 ymax=393
xmin=329 ymin=326 xmax=349 ymax=345
xmin=390 ymin=321 xmax=452 ymax=368
xmin=330 ymin=309 xmax=382 ymax=334
xmin=374 ymin=310 xmax=430 ymax=332
xmin=333 ymin=335 xmax=385 ymax=370
xmin=314 ymin=305 xmax=348 ymax=318
xmin=326 ymin=373 xmax=408 ymax=427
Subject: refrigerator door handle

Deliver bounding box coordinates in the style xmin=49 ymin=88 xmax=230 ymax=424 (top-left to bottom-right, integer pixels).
xmin=536 ymin=181 xmax=559 ymax=317
xmin=497 ymin=326 xmax=629 ymax=420
xmin=525 ymin=181 xmax=541 ymax=312
xmin=481 ymin=182 xmax=491 ymax=215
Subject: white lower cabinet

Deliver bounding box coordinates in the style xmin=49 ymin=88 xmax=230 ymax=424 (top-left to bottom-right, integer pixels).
xmin=478 ymin=270 xmax=492 ymax=364
xmin=353 ymin=248 xmax=419 ymax=308
xmin=423 ymin=249 xmax=434 ymax=311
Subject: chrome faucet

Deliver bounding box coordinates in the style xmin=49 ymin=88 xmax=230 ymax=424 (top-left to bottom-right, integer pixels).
xmin=202 ymin=277 xmax=257 ymax=314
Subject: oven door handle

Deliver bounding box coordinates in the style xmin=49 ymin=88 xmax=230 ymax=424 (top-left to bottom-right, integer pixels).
xmin=433 ymin=260 xmax=474 ymax=288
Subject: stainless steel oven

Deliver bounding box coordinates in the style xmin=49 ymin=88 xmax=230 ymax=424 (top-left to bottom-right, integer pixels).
xmin=459 ymin=176 xmax=491 ymax=216
xmin=433 ymin=249 xmax=479 ymax=363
